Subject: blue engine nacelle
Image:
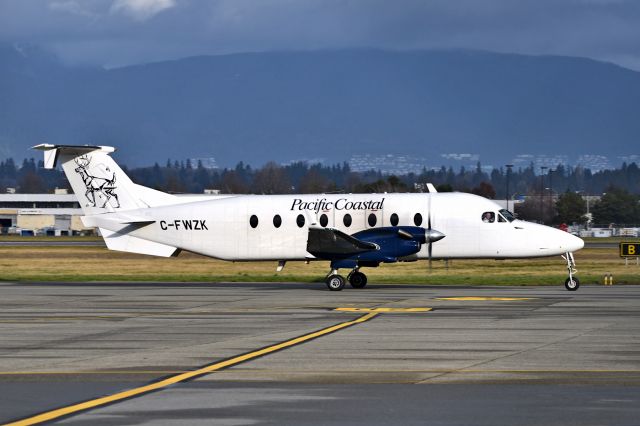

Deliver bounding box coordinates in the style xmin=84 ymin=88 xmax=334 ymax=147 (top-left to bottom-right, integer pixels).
xmin=330 ymin=226 xmax=426 ymax=269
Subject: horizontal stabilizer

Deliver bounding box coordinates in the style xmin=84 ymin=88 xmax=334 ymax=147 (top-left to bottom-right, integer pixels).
xmin=82 ymin=213 xmax=155 ymax=229
xmin=32 ymin=144 xmax=115 ymax=169
xmin=99 ymin=228 xmax=179 ymax=257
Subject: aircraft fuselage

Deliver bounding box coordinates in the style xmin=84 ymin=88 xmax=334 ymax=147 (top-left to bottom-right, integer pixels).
xmin=119 ymin=192 xmax=583 ymax=261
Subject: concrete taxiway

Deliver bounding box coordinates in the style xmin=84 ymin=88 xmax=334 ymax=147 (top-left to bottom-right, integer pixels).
xmin=1 ymin=282 xmax=640 ymax=425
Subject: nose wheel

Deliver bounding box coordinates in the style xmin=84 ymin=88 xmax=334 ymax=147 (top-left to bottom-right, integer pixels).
xmin=565 ymin=276 xmax=580 ymax=291
xmin=562 ymin=252 xmax=579 ymax=291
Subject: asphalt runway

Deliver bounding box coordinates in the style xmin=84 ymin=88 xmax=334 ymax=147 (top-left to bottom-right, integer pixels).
xmin=2 ymin=282 xmax=640 ymax=425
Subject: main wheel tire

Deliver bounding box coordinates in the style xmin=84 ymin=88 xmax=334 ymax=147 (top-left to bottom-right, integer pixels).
xmin=565 ymin=276 xmax=580 ymax=291
xmin=326 ymin=274 xmax=346 ymax=291
xmin=349 ymin=271 xmax=368 ymax=289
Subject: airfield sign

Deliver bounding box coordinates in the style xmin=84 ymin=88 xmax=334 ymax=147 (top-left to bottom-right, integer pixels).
xmin=620 ymin=242 xmax=640 ymax=266
xmin=620 ymin=242 xmax=640 ymax=257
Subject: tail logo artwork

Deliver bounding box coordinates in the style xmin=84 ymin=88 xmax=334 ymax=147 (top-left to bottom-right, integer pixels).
xmin=74 ymin=155 xmax=121 ymax=208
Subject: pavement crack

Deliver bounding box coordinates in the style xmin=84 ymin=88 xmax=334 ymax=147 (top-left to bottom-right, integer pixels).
xmin=415 ymin=321 xmax=618 ymax=384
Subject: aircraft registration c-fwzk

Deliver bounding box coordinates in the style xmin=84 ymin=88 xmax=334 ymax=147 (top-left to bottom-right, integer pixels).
xmin=34 ymin=144 xmax=585 ymax=291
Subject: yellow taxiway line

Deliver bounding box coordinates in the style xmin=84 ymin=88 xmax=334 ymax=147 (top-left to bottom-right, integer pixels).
xmin=334 ymin=307 xmax=432 ymax=313
xmin=435 ymin=297 xmax=535 ymax=301
xmin=6 ymin=312 xmax=378 ymax=426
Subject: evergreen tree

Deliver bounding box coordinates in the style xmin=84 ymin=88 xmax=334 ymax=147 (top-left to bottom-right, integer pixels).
xmin=591 ymin=187 xmax=640 ymax=225
xmin=555 ymin=191 xmax=587 ymax=224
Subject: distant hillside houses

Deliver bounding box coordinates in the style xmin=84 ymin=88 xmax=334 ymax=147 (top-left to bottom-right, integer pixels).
xmin=348 ymin=153 xmax=637 ymax=176
xmin=349 ymin=154 xmax=429 ymax=175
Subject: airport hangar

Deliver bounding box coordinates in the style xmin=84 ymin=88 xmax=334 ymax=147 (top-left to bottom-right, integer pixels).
xmin=0 ymin=190 xmax=93 ymax=236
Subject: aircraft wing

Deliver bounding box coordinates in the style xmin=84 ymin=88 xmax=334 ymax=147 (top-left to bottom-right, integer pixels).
xmin=307 ymin=227 xmax=377 ymax=258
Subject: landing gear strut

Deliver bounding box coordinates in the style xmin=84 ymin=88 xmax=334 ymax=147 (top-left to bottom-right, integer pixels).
xmin=562 ymin=252 xmax=579 ymax=291
xmin=348 ymin=269 xmax=368 ymax=289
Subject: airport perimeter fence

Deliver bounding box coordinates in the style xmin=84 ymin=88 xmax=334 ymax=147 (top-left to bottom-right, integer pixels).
xmin=570 ymin=225 xmax=640 ymax=238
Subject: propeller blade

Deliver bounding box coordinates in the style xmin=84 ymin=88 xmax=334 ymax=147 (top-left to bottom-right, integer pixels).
xmin=428 ymin=194 xmax=432 ymax=230
xmin=428 ymin=194 xmax=432 ymax=271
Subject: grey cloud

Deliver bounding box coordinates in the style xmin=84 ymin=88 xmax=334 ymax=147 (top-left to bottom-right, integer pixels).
xmin=109 ymin=0 xmax=176 ymax=21
xmin=1 ymin=0 xmax=640 ymax=70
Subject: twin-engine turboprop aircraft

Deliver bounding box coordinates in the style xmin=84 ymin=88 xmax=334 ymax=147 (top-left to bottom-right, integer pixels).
xmin=34 ymin=144 xmax=584 ymax=291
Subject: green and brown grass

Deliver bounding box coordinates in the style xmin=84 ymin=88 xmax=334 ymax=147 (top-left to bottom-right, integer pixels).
xmin=0 ymin=243 xmax=638 ymax=285
xmin=0 ymin=235 xmax=102 ymax=242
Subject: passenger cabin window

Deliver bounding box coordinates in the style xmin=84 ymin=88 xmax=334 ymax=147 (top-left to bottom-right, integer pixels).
xmin=273 ymin=214 xmax=282 ymax=228
xmin=368 ymin=213 xmax=377 ymax=227
xmin=499 ymin=209 xmax=516 ymax=222
xmin=482 ymin=212 xmax=495 ymax=223
xmin=498 ymin=214 xmax=506 ymax=222
xmin=250 ymin=215 xmax=259 ymax=228
xmin=320 ymin=214 xmax=329 ymax=227
xmin=414 ymin=213 xmax=423 ymax=226
xmin=296 ymin=214 xmax=305 ymax=228
xmin=343 ymin=213 xmax=352 ymax=227
xmin=390 ymin=213 xmax=399 ymax=226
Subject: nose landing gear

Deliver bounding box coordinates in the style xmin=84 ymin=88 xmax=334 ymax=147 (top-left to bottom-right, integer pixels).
xmin=562 ymin=252 xmax=579 ymax=291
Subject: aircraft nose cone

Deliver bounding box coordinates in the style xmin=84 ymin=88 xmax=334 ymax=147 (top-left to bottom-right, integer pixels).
xmin=555 ymin=229 xmax=584 ymax=253
xmin=426 ymin=229 xmax=445 ymax=243
xmin=565 ymin=233 xmax=584 ymax=252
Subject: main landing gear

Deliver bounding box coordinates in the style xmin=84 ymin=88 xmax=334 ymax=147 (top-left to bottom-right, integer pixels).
xmin=348 ymin=269 xmax=368 ymax=289
xmin=325 ymin=268 xmax=368 ymax=291
xmin=562 ymin=252 xmax=579 ymax=291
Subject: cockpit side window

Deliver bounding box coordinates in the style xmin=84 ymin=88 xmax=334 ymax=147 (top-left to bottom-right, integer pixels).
xmin=481 ymin=212 xmax=495 ymax=223
xmin=499 ymin=209 xmax=516 ymax=222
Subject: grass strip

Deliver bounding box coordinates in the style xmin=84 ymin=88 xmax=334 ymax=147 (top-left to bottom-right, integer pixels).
xmin=1 ymin=246 xmax=638 ymax=285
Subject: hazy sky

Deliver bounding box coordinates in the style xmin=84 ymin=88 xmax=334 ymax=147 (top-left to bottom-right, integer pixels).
xmin=2 ymin=0 xmax=640 ymax=70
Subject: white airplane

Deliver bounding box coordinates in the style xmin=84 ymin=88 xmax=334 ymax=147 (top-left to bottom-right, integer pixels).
xmin=34 ymin=144 xmax=584 ymax=291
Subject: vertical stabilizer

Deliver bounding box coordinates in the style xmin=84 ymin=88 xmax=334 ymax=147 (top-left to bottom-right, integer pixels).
xmin=33 ymin=144 xmax=175 ymax=215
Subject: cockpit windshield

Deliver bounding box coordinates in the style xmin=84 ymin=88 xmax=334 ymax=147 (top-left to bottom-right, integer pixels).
xmin=499 ymin=209 xmax=516 ymax=222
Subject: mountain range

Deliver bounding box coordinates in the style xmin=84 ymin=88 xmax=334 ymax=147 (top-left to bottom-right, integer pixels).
xmin=1 ymin=44 xmax=639 ymax=167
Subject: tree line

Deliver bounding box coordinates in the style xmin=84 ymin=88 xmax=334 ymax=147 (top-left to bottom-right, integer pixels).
xmin=1 ymin=157 xmax=639 ymax=225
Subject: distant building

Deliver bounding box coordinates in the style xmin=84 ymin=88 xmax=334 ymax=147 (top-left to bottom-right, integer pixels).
xmin=349 ymin=154 xmax=429 ymax=175
xmin=511 ymin=154 xmax=569 ymax=171
xmin=190 ymin=157 xmax=219 ymax=169
xmin=440 ymin=153 xmax=480 ymax=162
xmin=575 ymin=155 xmax=612 ymax=172
xmin=0 ymin=193 xmax=94 ymax=236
